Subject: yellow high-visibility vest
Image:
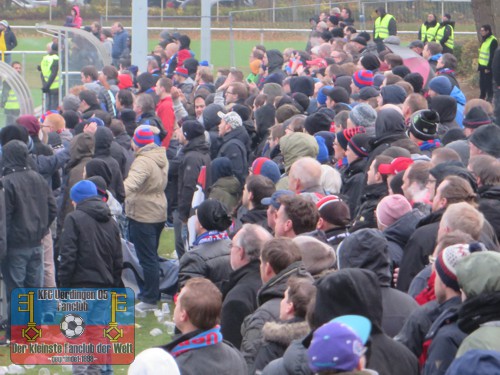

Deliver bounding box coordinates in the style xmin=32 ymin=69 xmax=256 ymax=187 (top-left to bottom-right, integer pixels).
xmin=436 ymin=25 xmax=454 ymax=50
xmin=478 ymin=35 xmax=497 ymax=67
xmin=41 ymin=54 xmax=60 ymax=90
xmin=4 ymin=89 xmax=19 ymax=110
xmin=420 ymin=23 xmax=440 ymax=43
xmin=374 ymin=14 xmax=395 ymax=39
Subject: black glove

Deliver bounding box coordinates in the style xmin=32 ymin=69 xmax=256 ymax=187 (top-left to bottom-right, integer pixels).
xmin=42 ymin=86 xmax=50 ymax=93
xmin=37 ymin=65 xmax=41 ymax=72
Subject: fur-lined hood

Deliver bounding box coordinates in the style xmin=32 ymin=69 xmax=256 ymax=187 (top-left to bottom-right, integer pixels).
xmin=262 ymin=320 xmax=310 ymax=346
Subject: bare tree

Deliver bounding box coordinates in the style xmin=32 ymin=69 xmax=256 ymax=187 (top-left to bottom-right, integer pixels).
xmin=471 ymin=0 xmax=500 ymax=39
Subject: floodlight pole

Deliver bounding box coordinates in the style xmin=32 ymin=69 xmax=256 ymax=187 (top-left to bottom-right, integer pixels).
xmin=132 ymin=0 xmax=148 ymax=73
xmin=201 ymin=1 xmax=213 ymax=64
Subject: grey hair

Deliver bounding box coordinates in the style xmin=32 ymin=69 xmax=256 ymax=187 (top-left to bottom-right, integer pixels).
xmin=235 ymin=224 xmax=273 ymax=261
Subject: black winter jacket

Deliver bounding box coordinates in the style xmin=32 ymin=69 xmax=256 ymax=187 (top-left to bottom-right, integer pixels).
xmin=162 ymin=329 xmax=247 ymax=375
xmin=94 ymin=127 xmax=125 ymax=203
xmin=1 ymin=26 xmax=17 ymax=51
xmin=58 ymin=197 xmax=122 ymax=288
xmin=254 ymin=318 xmax=309 ymax=373
xmin=241 ymin=262 xmax=311 ymax=374
xmin=221 ymin=260 xmax=262 ymax=349
xmin=350 ymin=182 xmax=388 ymax=232
xmin=264 ymin=269 xmax=419 ymax=375
xmin=478 ymin=185 xmax=500 ymax=240
xmin=423 ymin=297 xmax=465 ymax=375
xmin=340 ymin=157 xmax=368 ymax=217
xmin=384 ymin=208 xmax=426 ymax=268
xmin=178 ymin=135 xmax=212 ymax=222
xmin=337 ymin=229 xmax=418 ymax=337
xmin=217 ymin=126 xmax=250 ymax=184
xmin=178 ymin=238 xmax=232 ymax=289
xmin=2 ymin=140 xmax=57 ymax=250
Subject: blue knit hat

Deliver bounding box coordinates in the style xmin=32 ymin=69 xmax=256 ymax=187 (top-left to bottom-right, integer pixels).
xmin=251 ymin=157 xmax=281 ymax=184
xmin=70 ymin=180 xmax=98 ymax=204
xmin=429 ymin=76 xmax=453 ymax=95
xmin=317 ymin=86 xmax=333 ymax=106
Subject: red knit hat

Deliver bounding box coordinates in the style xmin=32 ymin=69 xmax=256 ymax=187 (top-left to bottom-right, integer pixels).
xmin=352 ymin=70 xmax=374 ymax=88
xmin=133 ymin=125 xmax=155 ymax=147
xmin=174 ymin=67 xmax=189 ymax=78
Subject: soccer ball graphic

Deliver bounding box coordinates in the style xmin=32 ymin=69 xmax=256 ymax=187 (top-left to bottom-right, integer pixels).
xmin=60 ymin=314 xmax=85 ymax=339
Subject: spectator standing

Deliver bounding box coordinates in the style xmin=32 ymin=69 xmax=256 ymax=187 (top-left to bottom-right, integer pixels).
xmin=436 ymin=13 xmax=455 ymax=54
xmin=111 ymin=22 xmax=129 ymax=67
xmin=221 ymin=224 xmax=272 ymax=348
xmin=0 ymin=61 xmax=21 ymax=125
xmin=1 ymin=140 xmax=56 ymax=343
xmin=40 ymin=43 xmax=60 ymax=111
xmin=0 ymin=20 xmax=17 ymax=64
xmin=373 ymin=7 xmax=397 ymax=49
xmin=418 ymin=14 xmax=440 ymax=43
xmin=478 ymin=24 xmax=498 ymax=102
xmin=125 ymin=125 xmax=168 ymax=311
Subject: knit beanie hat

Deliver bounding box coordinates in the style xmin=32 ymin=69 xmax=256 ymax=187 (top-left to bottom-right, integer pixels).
xmin=381 ymin=85 xmax=407 ymax=105
xmin=182 ymin=120 xmax=205 ymax=140
xmin=317 ymin=86 xmax=333 ymax=106
xmin=376 ymin=194 xmax=412 ymax=228
xmin=469 ymin=124 xmax=500 ymax=158
xmin=408 ymin=109 xmax=440 ymax=141
xmin=429 ymin=76 xmax=453 ymax=95
xmin=373 ymin=73 xmax=385 ymax=89
xmin=117 ymin=74 xmax=134 ymax=90
xmin=305 ymin=112 xmax=332 ymax=135
xmin=16 ymin=115 xmax=41 ymax=137
xmin=349 ymin=103 xmax=377 ymax=129
xmin=351 ymin=36 xmax=367 ymax=46
xmin=196 ymin=199 xmax=232 ymax=232
xmin=218 ymin=111 xmax=242 ymax=129
xmin=435 ymin=244 xmax=471 ymax=292
xmin=360 ymin=54 xmax=380 ymax=71
xmin=251 ymin=157 xmax=281 ymax=184
xmin=358 ymin=86 xmax=380 ymax=101
xmin=462 ymin=106 xmax=492 ymax=129
xmin=70 ymin=180 xmax=98 ymax=204
xmin=133 ymin=125 xmax=156 ymax=147
xmin=316 ymin=195 xmax=351 ymax=226
xmin=293 ymin=236 xmax=337 ymax=275
xmin=62 ymin=94 xmax=81 ymax=112
xmin=315 ymin=135 xmax=330 ymax=163
xmin=352 ymin=70 xmax=374 ymax=89
xmin=336 ymin=127 xmax=366 ymax=150
xmin=173 ymin=67 xmax=189 ymax=78
xmin=231 ymin=104 xmax=251 ymax=122
xmin=315 ymin=131 xmax=335 ymax=156
xmin=348 ymin=133 xmax=371 ymax=157
xmin=291 ymin=92 xmax=310 ymax=113
xmin=392 ymin=65 xmax=411 ymax=79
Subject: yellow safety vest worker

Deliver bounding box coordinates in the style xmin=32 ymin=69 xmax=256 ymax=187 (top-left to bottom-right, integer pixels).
xmin=374 ymin=14 xmax=395 ymax=40
xmin=478 ymin=35 xmax=497 ymax=67
xmin=4 ymin=88 xmax=19 ymax=110
xmin=436 ymin=24 xmax=454 ymax=50
xmin=40 ymin=54 xmax=60 ymax=90
xmin=420 ymin=23 xmax=440 ymax=43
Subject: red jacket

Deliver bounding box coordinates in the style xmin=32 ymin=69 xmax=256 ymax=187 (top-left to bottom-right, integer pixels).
xmin=156 ymin=96 xmax=175 ymax=148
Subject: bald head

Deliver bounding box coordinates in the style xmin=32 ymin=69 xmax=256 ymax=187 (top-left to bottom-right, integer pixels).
xmin=289 ymin=157 xmax=323 ymax=192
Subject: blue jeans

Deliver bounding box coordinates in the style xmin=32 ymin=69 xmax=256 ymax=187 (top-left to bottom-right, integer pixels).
xmin=1 ymin=246 xmax=44 ymax=339
xmin=128 ymin=219 xmax=164 ymax=304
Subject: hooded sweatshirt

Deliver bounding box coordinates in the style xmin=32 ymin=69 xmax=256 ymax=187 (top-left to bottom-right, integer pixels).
xmin=94 ymin=127 xmax=125 ymax=203
xmin=368 ymin=108 xmax=408 ymax=164
xmin=309 ymin=269 xmax=419 ymax=375
xmin=428 ymin=95 xmax=460 ymax=136
xmin=337 ymin=229 xmax=419 ymax=337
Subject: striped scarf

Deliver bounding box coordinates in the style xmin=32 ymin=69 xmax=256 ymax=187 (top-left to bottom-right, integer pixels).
xmin=170 ymin=326 xmax=223 ymax=358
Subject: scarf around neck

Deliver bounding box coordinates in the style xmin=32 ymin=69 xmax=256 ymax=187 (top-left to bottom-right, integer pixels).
xmin=170 ymin=326 xmax=223 ymax=357
xmin=193 ymin=230 xmax=229 ymax=246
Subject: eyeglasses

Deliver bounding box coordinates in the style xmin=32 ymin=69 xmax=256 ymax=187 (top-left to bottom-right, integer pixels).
xmin=226 ymin=91 xmax=236 ymax=95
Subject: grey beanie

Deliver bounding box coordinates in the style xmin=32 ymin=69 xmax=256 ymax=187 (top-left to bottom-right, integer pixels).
xmin=62 ymin=94 xmax=81 ymax=112
xmin=469 ymin=124 xmax=500 ymax=158
xmin=349 ymin=103 xmax=377 ymax=129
